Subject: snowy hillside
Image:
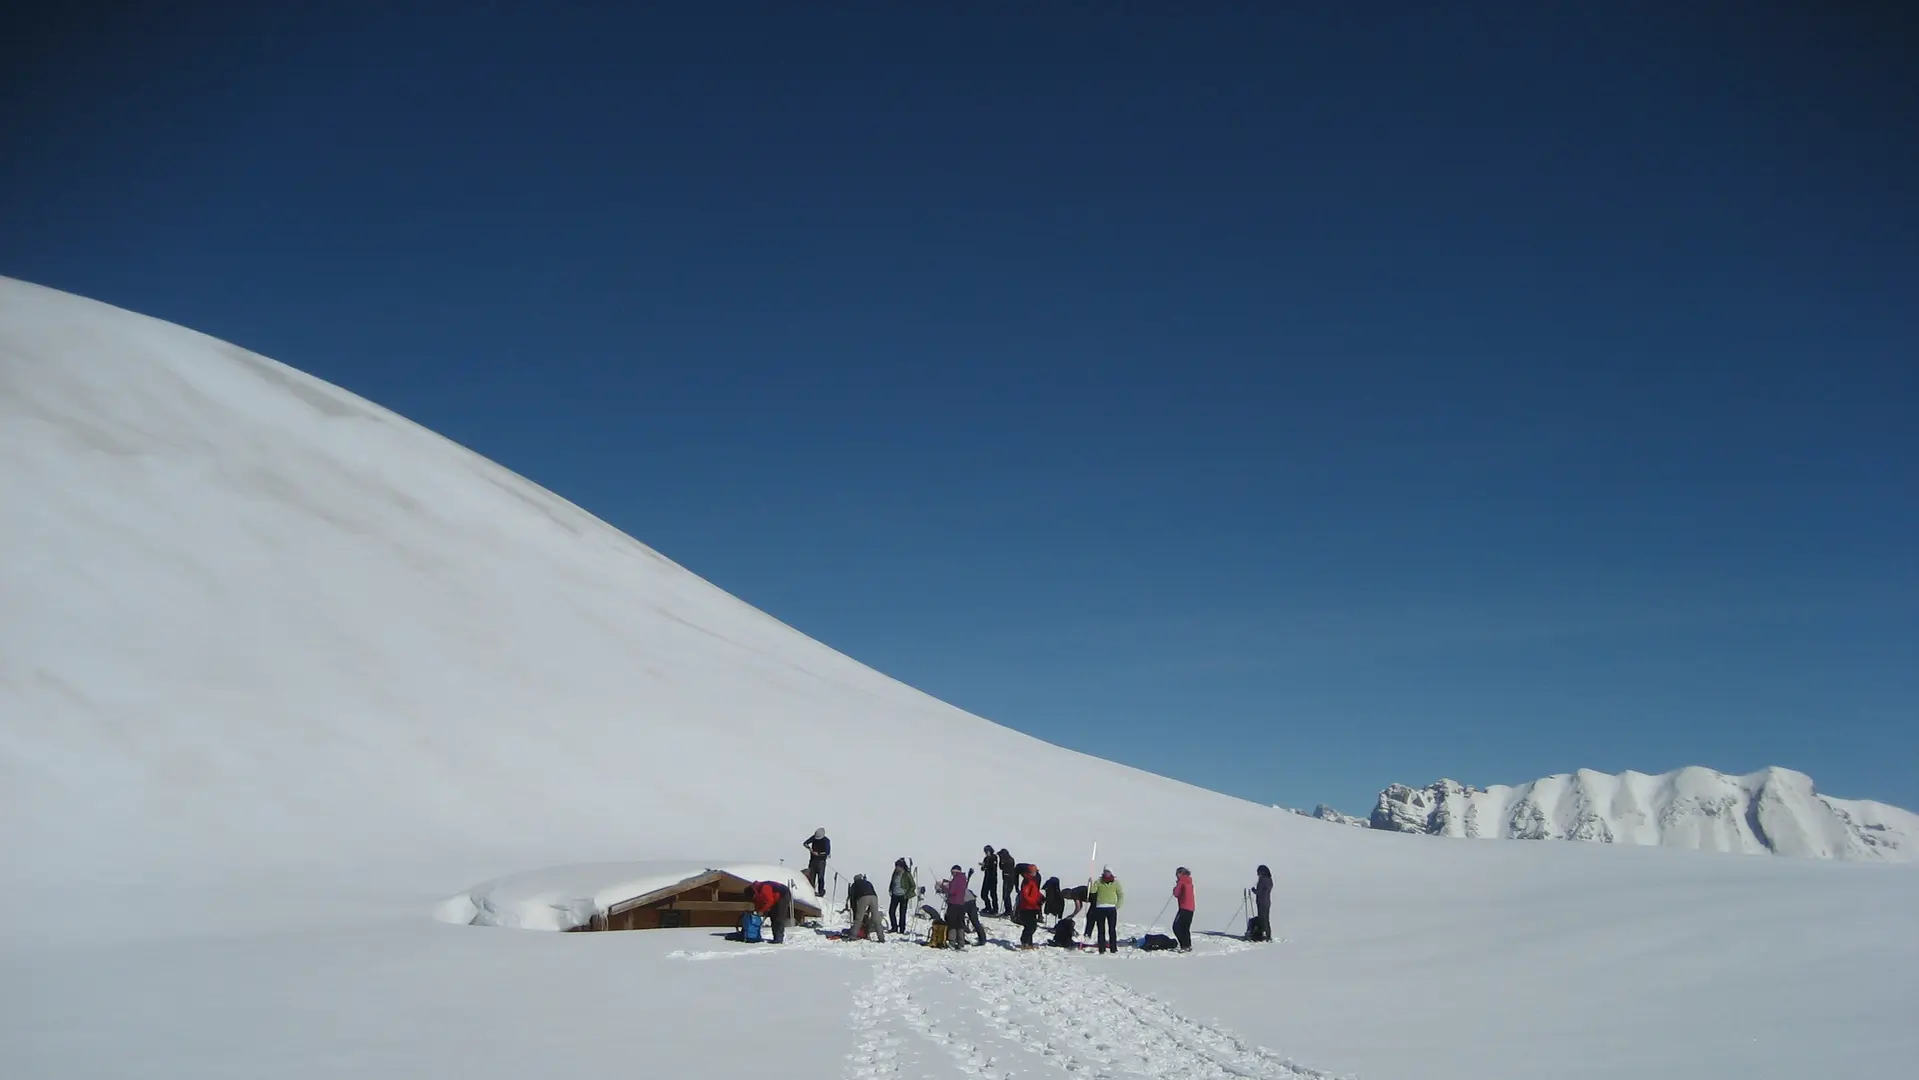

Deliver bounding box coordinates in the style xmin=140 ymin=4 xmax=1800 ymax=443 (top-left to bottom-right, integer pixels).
xmin=1364 ymin=767 xmax=1918 ymax=859
xmin=4 ymin=276 xmax=1917 ymax=1080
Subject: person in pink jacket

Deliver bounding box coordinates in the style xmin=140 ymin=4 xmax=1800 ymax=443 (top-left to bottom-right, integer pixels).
xmin=939 ymin=865 xmax=973 ymax=950
xmin=1171 ymin=867 xmax=1196 ymax=952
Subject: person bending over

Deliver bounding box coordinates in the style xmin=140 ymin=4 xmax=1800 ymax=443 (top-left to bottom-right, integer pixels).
xmin=745 ymin=880 xmax=793 ymax=944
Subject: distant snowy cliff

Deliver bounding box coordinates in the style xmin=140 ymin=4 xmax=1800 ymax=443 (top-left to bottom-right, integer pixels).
xmin=1289 ymin=767 xmax=1917 ymax=861
xmin=1285 ymin=804 xmax=1369 ymax=828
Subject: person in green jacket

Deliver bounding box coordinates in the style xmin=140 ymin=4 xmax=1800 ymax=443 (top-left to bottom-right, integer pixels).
xmin=887 ymin=858 xmax=916 ymax=935
xmin=1087 ymin=867 xmax=1124 ymax=953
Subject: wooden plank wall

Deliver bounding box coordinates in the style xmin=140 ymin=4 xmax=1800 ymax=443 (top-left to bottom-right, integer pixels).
xmin=573 ymin=875 xmax=823 ymax=932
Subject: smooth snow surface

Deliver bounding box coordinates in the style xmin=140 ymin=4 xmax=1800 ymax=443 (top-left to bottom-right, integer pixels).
xmin=4 ymin=276 xmax=1917 ymax=1080
xmin=1364 ymin=767 xmax=1919 ymax=860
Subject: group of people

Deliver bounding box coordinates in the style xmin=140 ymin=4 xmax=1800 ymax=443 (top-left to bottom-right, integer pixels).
xmin=741 ymin=829 xmax=1280 ymax=954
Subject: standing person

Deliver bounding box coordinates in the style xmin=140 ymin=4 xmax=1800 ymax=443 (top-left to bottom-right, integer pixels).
xmin=940 ymin=865 xmax=971 ymax=950
xmin=887 ymin=858 xmax=915 ymax=935
xmin=1016 ymin=864 xmax=1044 ymax=949
xmin=997 ymin=848 xmax=1017 ymax=916
xmin=846 ymin=873 xmax=884 ymax=941
xmin=1087 ymin=868 xmax=1124 ymax=954
xmin=1171 ymin=867 xmax=1196 ymax=952
xmin=979 ymin=846 xmax=1001 ymax=915
xmin=1251 ymin=864 xmax=1274 ymax=942
xmin=745 ymin=880 xmax=793 ymax=944
xmin=802 ymin=828 xmax=831 ymax=896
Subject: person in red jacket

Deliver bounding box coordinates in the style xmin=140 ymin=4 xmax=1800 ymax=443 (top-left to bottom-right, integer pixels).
xmin=1171 ymin=867 xmax=1196 ymax=952
xmin=745 ymin=880 xmax=793 ymax=944
xmin=1016 ymin=864 xmax=1044 ymax=949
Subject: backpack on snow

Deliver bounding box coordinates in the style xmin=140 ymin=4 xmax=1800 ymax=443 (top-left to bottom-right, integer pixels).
xmin=1049 ymin=918 xmax=1079 ymax=948
xmin=926 ymin=922 xmax=948 ymax=948
xmin=1137 ymin=933 xmax=1178 ymax=952
xmin=738 ymin=911 xmax=764 ymax=943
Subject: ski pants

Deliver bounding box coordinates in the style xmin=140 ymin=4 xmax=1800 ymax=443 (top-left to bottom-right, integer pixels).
xmin=807 ymin=856 xmax=827 ymax=896
xmin=1254 ymin=897 xmax=1272 ymax=941
xmin=944 ymin=904 xmax=968 ymax=947
xmin=1091 ymin=906 xmax=1118 ymax=953
xmin=1003 ymin=880 xmax=1017 ymax=917
xmin=852 ymin=895 xmax=884 ymax=941
xmin=1018 ymin=908 xmax=1040 ymax=947
xmin=1172 ymin=909 xmax=1193 ymax=951
xmin=768 ymin=903 xmax=789 ymax=944
xmin=964 ymin=900 xmax=986 ymax=944
xmin=889 ymin=894 xmax=909 ymax=933
xmin=981 ymin=874 xmax=999 ymax=913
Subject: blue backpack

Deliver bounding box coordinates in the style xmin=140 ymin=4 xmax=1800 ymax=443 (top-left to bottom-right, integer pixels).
xmin=739 ymin=912 xmax=764 ymax=943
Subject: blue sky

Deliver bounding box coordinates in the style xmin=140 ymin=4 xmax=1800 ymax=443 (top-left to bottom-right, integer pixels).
xmin=4 ymin=5 xmax=1914 ymax=812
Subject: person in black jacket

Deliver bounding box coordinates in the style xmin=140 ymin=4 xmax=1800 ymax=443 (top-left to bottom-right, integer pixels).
xmin=802 ymin=828 xmax=831 ymax=896
xmin=997 ymin=848 xmax=1016 ymax=917
xmin=979 ymin=846 xmax=1001 ymax=915
xmin=1251 ymin=864 xmax=1274 ymax=942
xmin=845 ymin=873 xmax=884 ymax=941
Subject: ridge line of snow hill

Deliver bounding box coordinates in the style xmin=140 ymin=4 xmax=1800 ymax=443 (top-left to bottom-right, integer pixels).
xmin=1314 ymin=765 xmax=1918 ymax=860
xmin=0 ymin=273 xmax=1284 ymax=901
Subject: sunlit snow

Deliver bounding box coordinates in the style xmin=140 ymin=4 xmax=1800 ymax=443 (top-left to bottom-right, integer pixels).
xmin=3 ymin=277 xmax=1915 ymax=1080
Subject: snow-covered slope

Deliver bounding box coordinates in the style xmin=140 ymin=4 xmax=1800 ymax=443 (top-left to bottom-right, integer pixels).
xmin=1365 ymin=767 xmax=1919 ymax=860
xmin=4 ymin=277 xmax=1917 ymax=1080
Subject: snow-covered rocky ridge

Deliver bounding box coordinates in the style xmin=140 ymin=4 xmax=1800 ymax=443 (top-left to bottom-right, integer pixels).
xmin=5 ymin=277 xmax=1917 ymax=1080
xmin=1295 ymin=767 xmax=1917 ymax=861
xmin=1284 ymin=804 xmax=1370 ymax=828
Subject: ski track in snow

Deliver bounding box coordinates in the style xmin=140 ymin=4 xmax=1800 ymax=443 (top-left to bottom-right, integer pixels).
xmin=671 ymin=919 xmax=1328 ymax=1079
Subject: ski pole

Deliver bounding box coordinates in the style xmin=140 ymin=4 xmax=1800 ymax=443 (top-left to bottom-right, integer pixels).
xmin=1146 ymin=896 xmax=1173 ymax=936
xmin=1221 ymin=889 xmax=1247 ymax=934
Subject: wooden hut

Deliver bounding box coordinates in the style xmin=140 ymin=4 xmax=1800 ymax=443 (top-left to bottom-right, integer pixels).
xmin=576 ymin=866 xmax=823 ymax=931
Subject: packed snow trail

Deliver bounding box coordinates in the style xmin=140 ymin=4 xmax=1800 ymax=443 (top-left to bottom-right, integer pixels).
xmin=840 ymin=937 xmax=1330 ymax=1080
xmin=672 ymin=920 xmax=1324 ymax=1079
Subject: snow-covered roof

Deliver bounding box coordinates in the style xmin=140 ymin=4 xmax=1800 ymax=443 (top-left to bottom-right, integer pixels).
xmin=439 ymin=861 xmax=821 ymax=931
